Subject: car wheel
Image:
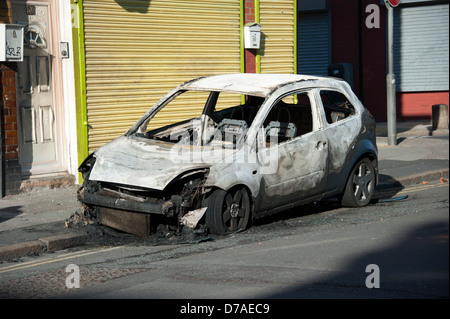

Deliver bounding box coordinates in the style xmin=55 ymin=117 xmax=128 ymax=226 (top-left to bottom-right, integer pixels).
xmin=341 ymin=157 xmax=375 ymax=207
xmin=205 ymin=187 xmax=251 ymax=235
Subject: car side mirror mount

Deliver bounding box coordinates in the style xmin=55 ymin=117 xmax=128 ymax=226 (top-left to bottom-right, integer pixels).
xmin=256 ymin=126 xmax=266 ymax=152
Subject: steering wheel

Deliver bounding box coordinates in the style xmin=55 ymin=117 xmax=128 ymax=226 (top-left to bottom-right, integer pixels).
xmin=277 ymin=106 xmax=291 ymax=123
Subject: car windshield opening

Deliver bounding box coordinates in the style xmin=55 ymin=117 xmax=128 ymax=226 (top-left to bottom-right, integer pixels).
xmin=134 ymin=90 xmax=265 ymax=149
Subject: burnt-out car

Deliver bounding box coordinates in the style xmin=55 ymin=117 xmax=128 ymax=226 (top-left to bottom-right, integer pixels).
xmin=78 ymin=74 xmax=378 ymax=236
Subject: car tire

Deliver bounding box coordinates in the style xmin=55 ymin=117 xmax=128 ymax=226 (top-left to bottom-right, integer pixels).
xmin=205 ymin=187 xmax=251 ymax=235
xmin=341 ymin=157 xmax=375 ymax=207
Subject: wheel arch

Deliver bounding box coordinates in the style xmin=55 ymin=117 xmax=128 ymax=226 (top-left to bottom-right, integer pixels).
xmin=346 ymin=135 xmax=379 ymax=186
xmin=340 ymin=153 xmax=378 ymax=207
xmin=350 ymin=151 xmax=379 ymax=187
xmin=204 ymin=183 xmax=256 ymax=215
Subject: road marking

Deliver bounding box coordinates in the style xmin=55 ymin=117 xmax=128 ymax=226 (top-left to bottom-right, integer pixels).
xmin=378 ymin=182 xmax=448 ymax=198
xmin=395 ymin=182 xmax=448 ymax=195
xmin=0 ymin=249 xmax=88 ymax=271
xmin=0 ymin=246 xmax=123 ymax=274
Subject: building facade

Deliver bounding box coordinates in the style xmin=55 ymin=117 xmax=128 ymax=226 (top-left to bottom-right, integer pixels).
xmin=1 ymin=0 xmax=448 ymax=194
xmin=72 ymin=0 xmax=297 ymax=171
xmin=1 ymin=0 xmax=77 ymax=195
xmin=298 ymin=0 xmax=449 ymax=121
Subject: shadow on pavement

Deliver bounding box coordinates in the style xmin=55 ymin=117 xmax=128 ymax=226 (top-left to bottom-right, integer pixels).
xmin=0 ymin=206 xmax=23 ymax=224
xmin=251 ymin=175 xmax=405 ymax=228
xmin=258 ymin=219 xmax=449 ymax=299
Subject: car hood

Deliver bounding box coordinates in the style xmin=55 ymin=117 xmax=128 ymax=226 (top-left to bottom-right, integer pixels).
xmin=88 ymin=136 xmax=233 ymax=190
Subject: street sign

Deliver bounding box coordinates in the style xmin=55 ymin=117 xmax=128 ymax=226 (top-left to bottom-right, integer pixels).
xmin=387 ymin=0 xmax=401 ymax=7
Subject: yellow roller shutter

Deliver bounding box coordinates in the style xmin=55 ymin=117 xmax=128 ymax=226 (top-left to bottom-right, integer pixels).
xmin=83 ymin=0 xmax=241 ymax=152
xmin=259 ymin=0 xmax=296 ymax=74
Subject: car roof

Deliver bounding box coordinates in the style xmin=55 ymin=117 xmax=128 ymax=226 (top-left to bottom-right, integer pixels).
xmin=181 ymin=73 xmax=345 ymax=97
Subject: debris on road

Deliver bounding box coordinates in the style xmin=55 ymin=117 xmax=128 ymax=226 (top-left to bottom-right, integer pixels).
xmin=180 ymin=207 xmax=207 ymax=229
xmin=378 ymin=195 xmax=409 ymax=203
xmin=64 ymin=209 xmax=90 ymax=228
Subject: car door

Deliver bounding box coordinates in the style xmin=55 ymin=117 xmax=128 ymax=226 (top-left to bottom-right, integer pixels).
xmin=317 ymin=89 xmax=362 ymax=192
xmin=257 ymin=91 xmax=329 ymax=210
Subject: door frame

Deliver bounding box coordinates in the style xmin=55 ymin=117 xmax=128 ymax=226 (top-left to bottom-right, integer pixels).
xmin=256 ymin=89 xmax=329 ymax=210
xmin=12 ymin=0 xmax=69 ymax=177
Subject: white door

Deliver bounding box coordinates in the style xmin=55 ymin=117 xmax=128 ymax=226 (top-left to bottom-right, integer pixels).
xmin=13 ymin=1 xmax=64 ymax=176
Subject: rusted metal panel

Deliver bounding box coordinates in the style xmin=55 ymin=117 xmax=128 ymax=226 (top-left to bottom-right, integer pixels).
xmin=99 ymin=207 xmax=151 ymax=238
xmin=78 ymin=187 xmax=166 ymax=215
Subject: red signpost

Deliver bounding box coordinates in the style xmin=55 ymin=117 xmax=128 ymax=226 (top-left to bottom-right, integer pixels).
xmin=388 ymin=0 xmax=401 ymax=7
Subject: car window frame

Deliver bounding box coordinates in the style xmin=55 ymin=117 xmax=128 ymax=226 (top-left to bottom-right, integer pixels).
xmin=315 ymin=88 xmax=360 ymax=128
xmin=256 ymin=88 xmax=321 ymax=150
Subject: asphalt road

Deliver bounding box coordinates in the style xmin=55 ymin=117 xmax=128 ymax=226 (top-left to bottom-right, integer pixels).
xmin=0 ymin=182 xmax=448 ymax=302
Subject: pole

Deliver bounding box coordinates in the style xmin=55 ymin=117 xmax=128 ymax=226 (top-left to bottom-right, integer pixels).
xmin=386 ymin=1 xmax=397 ymax=146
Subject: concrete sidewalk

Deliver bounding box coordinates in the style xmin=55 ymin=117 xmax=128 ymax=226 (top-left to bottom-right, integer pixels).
xmin=0 ymin=121 xmax=448 ymax=261
xmin=376 ymin=121 xmax=449 ymax=188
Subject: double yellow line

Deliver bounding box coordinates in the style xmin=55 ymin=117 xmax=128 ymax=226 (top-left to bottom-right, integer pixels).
xmin=394 ymin=181 xmax=447 ymax=195
xmin=0 ymin=246 xmax=122 ymax=274
xmin=376 ymin=181 xmax=449 ymax=201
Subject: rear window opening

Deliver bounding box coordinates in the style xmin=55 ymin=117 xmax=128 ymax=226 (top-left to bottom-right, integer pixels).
xmin=320 ymin=90 xmax=356 ymax=124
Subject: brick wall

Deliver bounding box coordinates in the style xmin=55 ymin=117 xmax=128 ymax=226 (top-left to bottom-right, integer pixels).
xmin=244 ymin=0 xmax=257 ymax=74
xmin=1 ymin=0 xmax=22 ymax=195
xmin=1 ymin=64 xmax=19 ymax=163
xmin=244 ymin=0 xmax=255 ymax=23
xmin=397 ymin=92 xmax=450 ymax=120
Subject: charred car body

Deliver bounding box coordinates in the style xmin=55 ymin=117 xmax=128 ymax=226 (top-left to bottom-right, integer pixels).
xmin=78 ymin=74 xmax=378 ymax=236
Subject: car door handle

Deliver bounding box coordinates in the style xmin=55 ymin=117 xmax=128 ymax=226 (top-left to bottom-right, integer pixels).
xmin=316 ymin=141 xmax=327 ymax=150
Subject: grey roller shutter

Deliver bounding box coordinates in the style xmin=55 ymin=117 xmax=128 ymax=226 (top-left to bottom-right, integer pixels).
xmin=298 ymin=11 xmax=331 ymax=76
xmin=394 ymin=3 xmax=449 ymax=92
